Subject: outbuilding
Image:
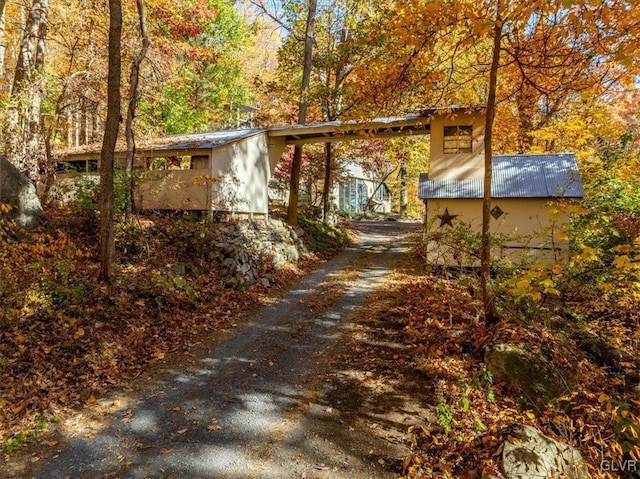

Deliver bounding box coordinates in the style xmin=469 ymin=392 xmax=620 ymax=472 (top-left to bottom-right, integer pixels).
xmin=419 ymin=154 xmax=585 ymax=265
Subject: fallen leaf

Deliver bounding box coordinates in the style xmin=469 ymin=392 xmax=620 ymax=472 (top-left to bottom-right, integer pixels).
xmin=176 ymin=428 xmax=188 ymax=434
xmin=46 ymin=441 xmax=58 ymax=447
xmin=86 ymin=395 xmax=97 ymax=404
xmin=161 ymin=448 xmax=173 ymax=454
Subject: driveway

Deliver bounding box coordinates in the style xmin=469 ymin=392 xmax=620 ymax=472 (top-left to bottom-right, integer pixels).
xmin=11 ymin=220 xmax=424 ymax=479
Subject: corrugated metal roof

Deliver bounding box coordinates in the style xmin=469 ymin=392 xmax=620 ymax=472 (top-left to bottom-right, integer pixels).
xmin=418 ymin=153 xmax=585 ymax=199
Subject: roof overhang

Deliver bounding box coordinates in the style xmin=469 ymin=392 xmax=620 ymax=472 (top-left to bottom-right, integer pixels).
xmin=267 ymin=114 xmax=433 ymax=145
xmin=56 ymin=105 xmax=486 ymax=160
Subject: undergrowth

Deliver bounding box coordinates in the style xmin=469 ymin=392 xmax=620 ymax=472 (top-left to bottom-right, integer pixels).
xmin=0 ymin=207 xmax=345 ymax=449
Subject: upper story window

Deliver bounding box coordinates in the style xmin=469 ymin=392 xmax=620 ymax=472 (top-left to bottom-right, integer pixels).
xmin=443 ymin=125 xmax=473 ymax=154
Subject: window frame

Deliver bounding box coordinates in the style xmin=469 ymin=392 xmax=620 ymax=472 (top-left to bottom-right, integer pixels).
xmin=443 ymin=125 xmax=473 ymax=154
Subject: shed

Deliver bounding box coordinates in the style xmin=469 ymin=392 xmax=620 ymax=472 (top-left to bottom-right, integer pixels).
xmin=53 ymin=129 xmax=286 ymax=217
xmin=419 ymin=154 xmax=585 ymax=265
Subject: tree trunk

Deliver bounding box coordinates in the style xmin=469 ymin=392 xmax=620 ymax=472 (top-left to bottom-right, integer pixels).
xmin=286 ymin=0 xmax=317 ymax=226
xmin=322 ymin=142 xmax=333 ymax=224
xmin=6 ymin=0 xmax=49 ymax=182
xmin=125 ymin=0 xmax=149 ymax=215
xmin=399 ymin=160 xmax=408 ymax=217
xmin=364 ymin=167 xmax=396 ymax=212
xmin=481 ymin=2 xmax=503 ymax=324
xmin=99 ymin=0 xmax=122 ymax=284
xmin=0 ymin=0 xmax=7 ymax=79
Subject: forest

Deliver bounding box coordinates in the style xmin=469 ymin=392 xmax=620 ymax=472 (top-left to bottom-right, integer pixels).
xmin=1 ymin=0 xmax=640 ymax=477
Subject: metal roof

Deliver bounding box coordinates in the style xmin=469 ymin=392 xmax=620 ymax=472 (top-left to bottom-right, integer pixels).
xmin=59 ymin=105 xmax=485 ymax=159
xmin=266 ymin=106 xmax=484 ymax=145
xmin=148 ymin=129 xmax=265 ymax=152
xmin=418 ymin=153 xmax=585 ymax=199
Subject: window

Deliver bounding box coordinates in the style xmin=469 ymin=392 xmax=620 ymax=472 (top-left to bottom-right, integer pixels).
xmin=443 ymin=125 xmax=473 ymax=154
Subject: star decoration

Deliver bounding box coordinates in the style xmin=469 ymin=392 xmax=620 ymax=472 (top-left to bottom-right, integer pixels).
xmin=437 ymin=208 xmax=458 ymax=227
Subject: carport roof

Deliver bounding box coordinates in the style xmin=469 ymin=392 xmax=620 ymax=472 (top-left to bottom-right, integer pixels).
xmin=267 ymin=105 xmax=485 ymax=145
xmin=59 ymin=105 xmax=485 ymax=160
xmin=418 ymin=153 xmax=585 ymax=199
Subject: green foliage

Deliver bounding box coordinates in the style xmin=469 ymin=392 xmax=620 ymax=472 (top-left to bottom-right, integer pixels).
xmin=56 ymin=168 xmax=134 ymax=214
xmin=423 ymin=219 xmax=518 ymax=269
xmin=1 ymin=415 xmax=59 ymax=453
xmin=458 ymin=383 xmax=471 ymax=412
xmin=140 ymin=0 xmax=255 ymax=134
xmin=608 ymin=398 xmax=640 ymax=455
xmin=472 ymin=367 xmax=495 ymax=402
xmin=436 ymin=396 xmax=455 ymax=433
xmin=297 ymin=214 xmax=351 ymax=254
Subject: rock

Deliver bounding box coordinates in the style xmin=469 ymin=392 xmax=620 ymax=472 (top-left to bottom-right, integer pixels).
xmin=485 ymin=343 xmax=575 ymax=408
xmin=211 ymin=218 xmax=309 ymax=290
xmin=501 ymin=424 xmax=590 ymax=479
xmin=0 ymin=156 xmax=43 ymax=229
xmin=260 ymin=278 xmax=271 ymax=288
xmin=170 ymin=262 xmax=186 ymax=276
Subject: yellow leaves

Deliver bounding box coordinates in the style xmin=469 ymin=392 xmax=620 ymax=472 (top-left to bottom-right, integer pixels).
xmin=12 ymin=403 xmax=26 ymax=415
xmin=580 ymin=246 xmax=598 ymax=262
xmin=612 ymin=255 xmax=630 ymax=269
xmin=598 ymin=282 xmax=613 ymax=293
xmin=73 ymin=328 xmax=85 ymax=339
xmin=611 ymin=244 xmax=634 ymax=254
xmin=553 ymin=231 xmax=569 ymax=241
xmin=0 ymin=203 xmax=13 ymax=214
xmin=547 ymin=208 xmax=564 ymax=222
xmin=86 ymin=395 xmax=97 ymax=405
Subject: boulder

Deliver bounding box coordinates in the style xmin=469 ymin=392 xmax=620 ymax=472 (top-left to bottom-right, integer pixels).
xmin=0 ymin=156 xmax=42 ymax=229
xmin=501 ymin=424 xmax=590 ymax=479
xmin=485 ymin=343 xmax=576 ymax=408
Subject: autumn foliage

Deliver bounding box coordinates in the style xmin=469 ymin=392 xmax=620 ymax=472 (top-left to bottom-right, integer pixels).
xmin=365 ymin=232 xmax=640 ymax=478
xmin=0 ymin=208 xmax=327 ymax=449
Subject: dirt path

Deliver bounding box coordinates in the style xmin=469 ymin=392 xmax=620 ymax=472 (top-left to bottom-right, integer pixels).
xmin=9 ymin=220 xmax=429 ymax=479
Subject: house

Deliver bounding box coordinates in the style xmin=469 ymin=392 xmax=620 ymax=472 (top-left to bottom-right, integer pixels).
xmin=53 ymin=111 xmax=441 ymax=217
xmin=53 ymin=129 xmax=286 ymax=217
xmin=57 ymin=107 xmax=533 ymax=221
xmin=418 ymin=110 xmax=585 ymax=265
xmin=335 ymin=161 xmax=391 ymax=214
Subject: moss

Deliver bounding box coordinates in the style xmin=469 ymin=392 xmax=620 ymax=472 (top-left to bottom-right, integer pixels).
xmin=297 ymin=215 xmax=351 ymax=255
